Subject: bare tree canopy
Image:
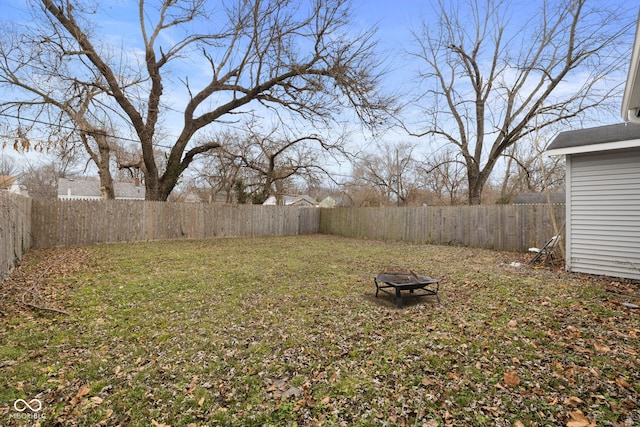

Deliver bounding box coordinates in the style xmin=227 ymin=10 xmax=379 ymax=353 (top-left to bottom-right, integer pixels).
xmin=409 ymin=0 xmax=634 ymax=204
xmin=194 ymin=122 xmax=338 ymax=204
xmin=350 ymin=141 xmax=424 ymax=206
xmin=1 ymin=0 xmax=392 ymax=200
xmin=0 ymin=14 xmax=121 ymax=198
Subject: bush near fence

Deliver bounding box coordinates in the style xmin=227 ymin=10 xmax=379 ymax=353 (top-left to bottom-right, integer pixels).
xmin=1 ymin=197 xmax=564 ymax=280
xmin=0 ymin=192 xmax=32 ymax=282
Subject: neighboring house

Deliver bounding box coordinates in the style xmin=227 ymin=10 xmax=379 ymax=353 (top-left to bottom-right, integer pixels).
xmin=546 ymin=123 xmax=640 ymax=280
xmin=58 ymin=177 xmax=146 ymax=200
xmin=319 ymin=196 xmax=337 ymax=208
xmin=263 ymin=195 xmax=317 ymax=207
xmin=176 ymin=189 xmax=232 ymax=204
xmin=512 ymin=192 xmax=565 ymax=205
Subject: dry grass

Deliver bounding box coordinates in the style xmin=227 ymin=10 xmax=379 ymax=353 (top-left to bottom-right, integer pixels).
xmin=0 ymin=235 xmax=638 ymax=426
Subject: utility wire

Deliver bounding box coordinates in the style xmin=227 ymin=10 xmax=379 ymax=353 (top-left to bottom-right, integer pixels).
xmin=0 ymin=111 xmax=177 ymax=149
xmin=0 ymin=111 xmax=349 ymax=158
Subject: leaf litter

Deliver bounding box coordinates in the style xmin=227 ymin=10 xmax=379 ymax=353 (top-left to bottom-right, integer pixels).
xmin=0 ymin=235 xmax=638 ymax=426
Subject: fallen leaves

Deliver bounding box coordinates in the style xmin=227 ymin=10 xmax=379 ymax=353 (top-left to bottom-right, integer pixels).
xmin=70 ymin=385 xmax=91 ymax=405
xmin=563 ymin=396 xmax=584 ymax=407
xmin=566 ymin=410 xmax=596 ymax=427
xmin=503 ymin=371 xmax=521 ymax=387
xmin=266 ymin=377 xmax=304 ymax=399
xmin=615 ymin=377 xmax=632 ymax=389
xmin=89 ymin=396 xmax=104 ymax=404
xmin=0 ymin=247 xmax=94 ymax=317
xmin=594 ymin=343 xmax=611 ymax=353
xmin=1 ymin=236 xmax=638 ymax=425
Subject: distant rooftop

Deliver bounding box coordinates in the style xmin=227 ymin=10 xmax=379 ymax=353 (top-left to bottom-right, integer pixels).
xmin=58 ymin=177 xmax=146 ymax=200
xmin=512 ymin=192 xmax=565 ymax=205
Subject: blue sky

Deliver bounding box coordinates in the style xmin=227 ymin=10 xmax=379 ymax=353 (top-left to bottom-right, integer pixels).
xmin=1 ymin=0 xmax=639 ymax=181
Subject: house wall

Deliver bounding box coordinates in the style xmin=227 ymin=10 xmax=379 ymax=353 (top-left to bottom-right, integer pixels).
xmin=566 ymin=147 xmax=640 ymax=279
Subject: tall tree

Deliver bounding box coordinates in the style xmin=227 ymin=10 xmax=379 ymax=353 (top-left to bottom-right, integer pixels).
xmin=190 ymin=133 xmax=245 ymax=204
xmin=410 ymin=0 xmax=633 ymax=204
xmin=2 ymin=0 xmax=390 ymax=201
xmin=0 ymin=22 xmax=121 ymax=198
xmin=498 ymin=132 xmax=565 ymax=203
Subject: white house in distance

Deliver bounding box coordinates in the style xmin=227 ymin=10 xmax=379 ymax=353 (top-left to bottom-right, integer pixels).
xmin=58 ymin=177 xmax=146 ymax=200
xmin=263 ymin=194 xmax=318 ymax=207
xmin=544 ymin=15 xmax=640 ymax=280
xmin=262 ymin=195 xmax=340 ymax=207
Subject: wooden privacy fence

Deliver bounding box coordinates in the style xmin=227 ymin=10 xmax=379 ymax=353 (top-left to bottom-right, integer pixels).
xmin=0 ymin=192 xmax=32 ymax=281
xmin=2 ymin=198 xmax=565 ymax=281
xmin=31 ymin=199 xmax=320 ymax=248
xmin=319 ymin=205 xmax=565 ymax=252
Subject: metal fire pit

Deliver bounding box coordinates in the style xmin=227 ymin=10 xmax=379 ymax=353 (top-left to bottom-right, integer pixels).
xmin=374 ymin=272 xmax=439 ymax=308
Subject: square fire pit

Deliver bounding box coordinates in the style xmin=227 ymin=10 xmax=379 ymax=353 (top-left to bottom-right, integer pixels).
xmin=374 ymin=272 xmax=440 ymax=308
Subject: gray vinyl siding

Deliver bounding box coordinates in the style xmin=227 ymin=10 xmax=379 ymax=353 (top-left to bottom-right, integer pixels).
xmin=566 ymin=148 xmax=640 ymax=279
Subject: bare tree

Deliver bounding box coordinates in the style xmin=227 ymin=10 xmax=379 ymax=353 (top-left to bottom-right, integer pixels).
xmin=415 ymin=148 xmax=466 ymax=205
xmin=5 ymin=0 xmax=391 ymax=201
xmin=216 ymin=124 xmax=334 ymax=204
xmin=409 ymin=0 xmax=633 ymax=204
xmin=20 ymin=158 xmax=75 ymax=198
xmin=191 ymin=136 xmax=244 ymax=204
xmin=498 ymin=136 xmax=565 ymax=203
xmin=341 ymin=183 xmax=386 ymax=207
xmin=351 ymin=141 xmax=422 ymax=206
xmin=0 ymin=23 xmax=121 ymax=198
xmin=0 ymin=151 xmax=16 ymax=177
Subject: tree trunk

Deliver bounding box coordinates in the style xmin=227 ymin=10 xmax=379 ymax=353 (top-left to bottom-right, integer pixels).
xmin=467 ymin=166 xmax=491 ymax=205
xmin=468 ymin=185 xmax=482 ymax=205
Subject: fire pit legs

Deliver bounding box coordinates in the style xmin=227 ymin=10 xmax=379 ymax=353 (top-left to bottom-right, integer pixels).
xmin=396 ymin=287 xmax=403 ymax=308
xmin=374 ymin=273 xmax=439 ymax=309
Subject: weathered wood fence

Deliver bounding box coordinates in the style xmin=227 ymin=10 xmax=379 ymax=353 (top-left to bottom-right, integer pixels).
xmin=0 ymin=192 xmax=32 ymax=282
xmin=31 ymin=199 xmax=320 ymax=248
xmin=1 ymin=197 xmax=565 ymax=281
xmin=318 ymin=205 xmax=565 ymax=252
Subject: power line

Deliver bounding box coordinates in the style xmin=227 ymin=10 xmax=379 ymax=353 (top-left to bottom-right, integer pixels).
xmin=0 ymin=111 xmax=178 ymax=149
xmin=0 ymin=111 xmax=355 ymax=159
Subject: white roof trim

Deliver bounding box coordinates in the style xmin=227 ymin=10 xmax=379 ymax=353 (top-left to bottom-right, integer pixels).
xmin=622 ymin=11 xmax=640 ymax=123
xmin=546 ymin=138 xmax=640 ymax=156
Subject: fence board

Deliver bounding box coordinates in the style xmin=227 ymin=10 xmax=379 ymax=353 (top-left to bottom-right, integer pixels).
xmin=30 ymin=200 xmax=321 ymax=248
xmin=4 ymin=197 xmax=564 ymax=282
xmin=319 ymin=205 xmax=565 ymax=252
xmin=0 ymin=193 xmax=32 ymax=282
